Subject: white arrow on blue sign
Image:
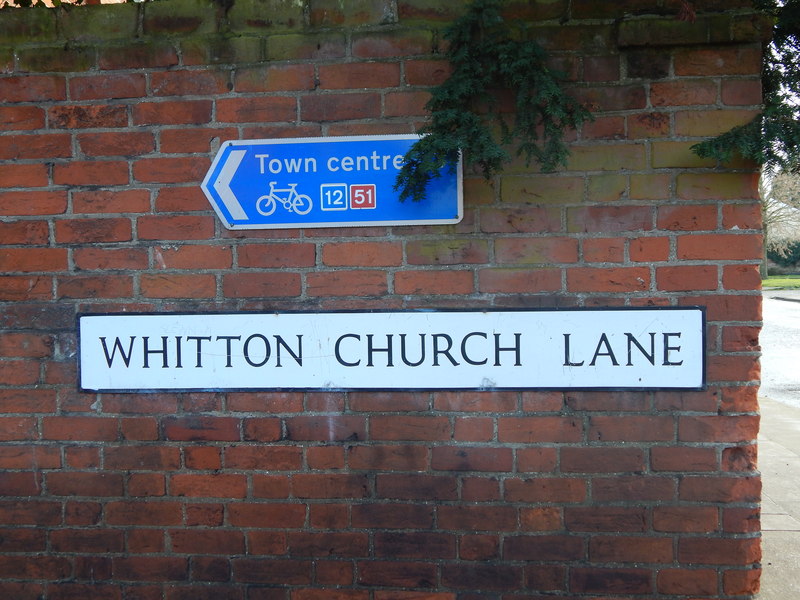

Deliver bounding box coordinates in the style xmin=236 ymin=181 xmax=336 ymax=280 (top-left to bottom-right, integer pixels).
xmin=201 ymin=134 xmax=463 ymax=230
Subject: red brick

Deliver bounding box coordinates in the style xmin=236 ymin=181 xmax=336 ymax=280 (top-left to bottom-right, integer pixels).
xmin=724 ymin=264 xmax=762 ymax=291
xmin=432 ymin=447 xmax=513 ymax=472
xmin=113 ymin=556 xmax=188 ymax=582
xmin=724 ymin=568 xmax=761 ymax=595
xmin=170 ymin=529 xmax=245 ymax=555
xmin=675 ymin=46 xmax=762 ymax=76
xmin=0 ymin=163 xmax=48 ymax=188
xmin=79 ymin=131 xmax=155 ymax=157
xmin=133 ymin=100 xmax=213 ymax=125
xmin=404 ymin=59 xmax=452 ymax=85
xmin=0 ymin=220 xmax=49 ymax=245
xmin=589 ymin=415 xmax=673 ymax=442
xmin=237 ymin=243 xmax=315 ymax=268
xmin=150 ymin=69 xmax=230 ymax=96
xmin=658 ymin=204 xmax=717 ymax=231
xmin=226 ymin=446 xmax=301 ymax=470
xmin=286 ymin=415 xmax=366 ymax=442
xmin=156 ymin=186 xmax=211 ymax=212
xmin=651 ymin=80 xmax=717 ymax=106
xmin=723 ymin=202 xmax=762 ymax=230
xmin=478 ymin=268 xmax=561 ymax=293
xmin=0 ymin=191 xmax=67 ymax=216
xmin=651 ymin=446 xmax=718 ymax=471
xmin=349 ymin=445 xmax=428 ymax=471
xmin=235 ymin=64 xmax=315 ymax=92
xmin=0 ymin=247 xmax=67 ymax=273
xmin=680 ymin=475 xmax=760 ymax=502
xmin=229 ymin=503 xmax=305 ymax=528
xmin=568 ymin=206 xmax=653 ymax=233
xmin=160 ymin=127 xmax=240 ymax=154
xmin=678 ymin=173 xmax=759 ymax=200
xmin=376 ymin=474 xmax=458 ymax=501
xmin=349 ymin=391 xmax=428 ymax=412
xmin=223 ymin=272 xmax=302 ymax=298
xmin=301 ymin=93 xmax=382 ymax=121
xmin=51 ymin=528 xmax=124 ymax=553
xmin=571 ymin=567 xmax=651 ymax=594
xmin=140 ymin=274 xmax=216 ymax=299
xmin=0 ymin=105 xmax=45 ymax=131
xmin=496 ymin=237 xmax=578 ymax=264
xmin=319 ymin=62 xmax=401 ymax=89
xmin=57 ymin=275 xmax=133 ymax=299
xmin=566 ymin=506 xmax=646 ymax=532
xmin=722 ymin=78 xmax=762 ymax=106
xmin=352 ymin=503 xmax=434 ymax=529
xmin=656 ymin=265 xmax=717 ymax=291
xmin=46 ymin=472 xmax=123 ymax=497
xmin=679 ymin=536 xmax=760 ymax=566
xmin=55 ymin=218 xmax=132 ymax=244
xmin=498 ymin=416 xmax=582 ymax=443
xmin=42 ymin=416 xmax=118 ymax=441
xmin=441 ymin=563 xmax=522 ymax=591
xmin=307 ymin=270 xmax=388 ymax=297
xmin=73 ymin=247 xmax=147 ymax=271
xmin=137 ymin=215 xmax=215 ymax=240
xmin=155 ymin=245 xmax=232 ymax=270
xmin=163 ymin=416 xmax=240 ymax=441
xmin=48 ymin=105 xmax=127 ymax=129
xmin=290 ymin=532 xmax=369 ymax=557
xmin=0 ymin=133 xmax=72 ymax=160
xmin=592 ymin=476 xmax=675 ymax=501
xmin=678 ymin=233 xmax=762 ymax=260
xmin=72 ymin=189 xmax=150 ymax=214
xmin=357 ymin=560 xmax=437 ymax=588
xmin=70 ymin=72 xmax=147 ymax=100
xmin=217 ymin=96 xmax=297 ymax=123
xmin=53 ymin=161 xmax=129 ymax=186
xmin=480 ymin=206 xmax=561 ymax=233
xmin=679 ymin=415 xmax=759 ymax=443
xmin=394 ymin=270 xmax=474 ymax=295
xmin=567 ymin=267 xmax=650 ymax=292
xmin=235 ymin=558 xmax=312 ymax=584
xmin=323 ymin=241 xmax=403 ymax=267
xmin=591 ymin=536 xmax=673 ymax=563
xmin=134 ymin=156 xmax=210 ymax=184
xmin=0 ymin=556 xmax=71 ymax=580
xmin=241 ymin=418 xmax=282 ymax=442
xmin=561 ymin=447 xmax=645 ymax=473
xmin=371 ymin=415 xmax=449 ymax=441
xmin=439 ymin=505 xmax=518 ymax=532
xmin=171 ymin=473 xmax=247 ymax=498
xmin=352 ymin=28 xmax=432 ymax=57
xmin=374 ymin=531 xmax=455 ymax=559
xmin=505 ymin=477 xmax=586 ymax=503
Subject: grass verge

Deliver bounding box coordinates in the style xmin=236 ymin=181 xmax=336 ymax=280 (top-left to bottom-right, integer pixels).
xmin=763 ymin=275 xmax=800 ymax=289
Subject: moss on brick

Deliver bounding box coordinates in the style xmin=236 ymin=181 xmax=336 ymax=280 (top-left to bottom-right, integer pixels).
xmin=17 ymin=45 xmax=95 ymax=73
xmin=58 ymin=3 xmax=139 ymax=43
xmin=143 ymin=0 xmax=219 ymax=36
xmin=181 ymin=35 xmax=264 ymax=66
xmin=265 ymin=32 xmax=346 ymax=61
xmin=0 ymin=6 xmax=57 ymax=45
xmin=227 ymin=0 xmax=308 ymax=32
xmin=310 ymin=0 xmax=397 ymax=27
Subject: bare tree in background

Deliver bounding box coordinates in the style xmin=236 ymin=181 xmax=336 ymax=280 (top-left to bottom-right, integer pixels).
xmin=761 ymin=170 xmax=800 ymax=276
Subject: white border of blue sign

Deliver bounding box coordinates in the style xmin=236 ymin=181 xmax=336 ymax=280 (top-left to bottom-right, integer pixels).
xmin=201 ymin=134 xmax=463 ymax=230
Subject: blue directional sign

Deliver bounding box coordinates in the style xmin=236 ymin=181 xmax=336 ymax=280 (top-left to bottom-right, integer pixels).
xmin=201 ymin=134 xmax=463 ymax=230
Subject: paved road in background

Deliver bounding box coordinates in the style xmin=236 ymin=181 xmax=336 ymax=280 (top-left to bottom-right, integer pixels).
xmin=760 ymin=292 xmax=800 ymax=409
xmin=759 ymin=290 xmax=800 ymax=600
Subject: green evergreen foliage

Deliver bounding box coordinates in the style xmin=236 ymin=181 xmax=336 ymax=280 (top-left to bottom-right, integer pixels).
xmin=692 ymin=0 xmax=800 ymax=172
xmin=768 ymin=240 xmax=800 ymax=265
xmin=395 ymin=0 xmax=592 ymax=202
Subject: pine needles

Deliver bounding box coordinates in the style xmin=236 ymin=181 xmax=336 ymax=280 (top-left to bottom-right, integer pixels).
xmin=395 ymin=0 xmax=592 ymax=202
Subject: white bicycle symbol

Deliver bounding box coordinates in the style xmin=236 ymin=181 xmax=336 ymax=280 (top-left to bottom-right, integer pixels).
xmin=256 ymin=182 xmax=313 ymax=216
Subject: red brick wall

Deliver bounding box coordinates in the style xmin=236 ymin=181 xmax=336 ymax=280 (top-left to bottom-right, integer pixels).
xmin=0 ymin=1 xmax=764 ymax=598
